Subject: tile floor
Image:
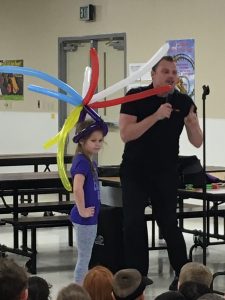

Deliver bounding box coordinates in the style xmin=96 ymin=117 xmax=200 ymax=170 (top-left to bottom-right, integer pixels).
xmin=1 ymin=199 xmax=225 ymax=299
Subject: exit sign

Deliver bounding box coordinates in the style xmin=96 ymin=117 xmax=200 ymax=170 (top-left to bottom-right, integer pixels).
xmin=80 ymin=5 xmax=95 ymax=21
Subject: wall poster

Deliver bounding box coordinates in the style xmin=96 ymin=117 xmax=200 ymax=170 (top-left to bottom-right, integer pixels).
xmin=0 ymin=60 xmax=24 ymax=100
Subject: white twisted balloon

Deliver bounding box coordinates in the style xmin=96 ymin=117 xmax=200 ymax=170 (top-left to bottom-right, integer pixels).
xmin=82 ymin=66 xmax=92 ymax=98
xmin=89 ymin=42 xmax=169 ymax=104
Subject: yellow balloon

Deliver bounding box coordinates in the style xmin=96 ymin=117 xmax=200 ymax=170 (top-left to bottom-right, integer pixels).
xmin=43 ymin=132 xmax=60 ymax=149
xmin=44 ymin=105 xmax=83 ymax=191
xmin=57 ymin=106 xmax=83 ymax=191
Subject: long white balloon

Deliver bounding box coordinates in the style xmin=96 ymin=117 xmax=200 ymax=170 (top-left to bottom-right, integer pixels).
xmin=89 ymin=42 xmax=169 ymax=104
xmin=82 ymin=66 xmax=92 ymax=98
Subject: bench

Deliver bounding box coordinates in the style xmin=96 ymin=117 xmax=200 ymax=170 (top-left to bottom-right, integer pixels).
xmin=0 ymin=200 xmax=74 ymax=214
xmin=2 ymin=214 xmax=73 ymax=274
xmin=144 ymin=204 xmax=225 ymax=253
xmin=0 ymin=187 xmax=70 ymax=203
xmin=0 ymin=188 xmax=72 ymax=218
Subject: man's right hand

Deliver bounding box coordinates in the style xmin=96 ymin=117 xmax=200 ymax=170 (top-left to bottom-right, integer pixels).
xmin=155 ymin=103 xmax=172 ymax=120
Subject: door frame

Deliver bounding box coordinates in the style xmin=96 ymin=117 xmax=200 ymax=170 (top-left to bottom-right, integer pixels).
xmin=58 ymin=32 xmax=126 ymax=131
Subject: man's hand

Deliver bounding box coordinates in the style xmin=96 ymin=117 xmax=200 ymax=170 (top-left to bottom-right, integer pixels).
xmin=184 ymin=104 xmax=203 ymax=148
xmin=78 ymin=206 xmax=95 ymax=218
xmin=155 ymin=103 xmax=172 ymax=120
xmin=184 ymin=105 xmax=198 ymax=128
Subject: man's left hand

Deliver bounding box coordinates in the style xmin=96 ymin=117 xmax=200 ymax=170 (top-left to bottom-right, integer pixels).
xmin=184 ymin=105 xmax=198 ymax=128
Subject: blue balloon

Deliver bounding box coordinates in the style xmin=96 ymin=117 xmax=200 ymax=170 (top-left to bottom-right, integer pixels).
xmin=0 ymin=66 xmax=83 ymax=104
xmin=28 ymin=85 xmax=82 ymax=106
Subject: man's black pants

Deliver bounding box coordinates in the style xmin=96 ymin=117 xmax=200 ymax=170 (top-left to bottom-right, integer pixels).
xmin=120 ymin=166 xmax=188 ymax=276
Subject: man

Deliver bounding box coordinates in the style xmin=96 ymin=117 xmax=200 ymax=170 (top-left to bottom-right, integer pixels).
xmin=0 ymin=257 xmax=28 ymax=300
xmin=112 ymin=268 xmax=148 ymax=300
xmin=119 ymin=56 xmax=203 ymax=290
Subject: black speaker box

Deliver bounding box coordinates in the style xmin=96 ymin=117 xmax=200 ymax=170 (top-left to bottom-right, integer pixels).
xmin=89 ymin=205 xmax=124 ymax=273
xmin=97 ymin=165 xmax=120 ymax=177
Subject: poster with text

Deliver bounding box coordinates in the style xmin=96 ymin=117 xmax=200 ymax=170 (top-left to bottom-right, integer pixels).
xmin=0 ymin=59 xmax=24 ymax=100
xmin=167 ymin=39 xmax=195 ymax=100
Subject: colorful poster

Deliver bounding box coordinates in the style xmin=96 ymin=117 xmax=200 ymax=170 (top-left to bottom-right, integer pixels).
xmin=0 ymin=59 xmax=24 ymax=100
xmin=167 ymin=39 xmax=195 ymax=99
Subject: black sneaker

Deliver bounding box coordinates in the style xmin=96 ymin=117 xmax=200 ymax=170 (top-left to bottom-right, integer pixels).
xmin=143 ymin=276 xmax=153 ymax=286
xmin=169 ymin=276 xmax=178 ymax=291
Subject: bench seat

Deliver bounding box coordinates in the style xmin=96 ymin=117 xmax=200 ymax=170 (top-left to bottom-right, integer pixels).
xmin=2 ymin=214 xmax=73 ymax=274
xmin=0 ymin=200 xmax=74 ymax=214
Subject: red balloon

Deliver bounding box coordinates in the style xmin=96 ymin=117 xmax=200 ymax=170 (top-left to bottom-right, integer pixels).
xmin=89 ymin=85 xmax=172 ymax=109
xmin=83 ymin=48 xmax=99 ymax=105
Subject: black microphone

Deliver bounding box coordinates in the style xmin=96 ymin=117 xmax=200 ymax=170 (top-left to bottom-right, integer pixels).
xmin=165 ymin=88 xmax=174 ymax=103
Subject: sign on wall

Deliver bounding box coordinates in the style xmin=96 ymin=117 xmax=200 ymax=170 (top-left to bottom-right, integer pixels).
xmin=0 ymin=59 xmax=24 ymax=100
xmin=167 ymin=39 xmax=195 ymax=99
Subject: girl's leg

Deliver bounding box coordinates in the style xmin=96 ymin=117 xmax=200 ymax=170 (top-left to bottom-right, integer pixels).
xmin=73 ymin=223 xmax=97 ymax=284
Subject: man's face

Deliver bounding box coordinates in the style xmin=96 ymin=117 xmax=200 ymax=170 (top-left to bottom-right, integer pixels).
xmin=151 ymin=59 xmax=179 ymax=90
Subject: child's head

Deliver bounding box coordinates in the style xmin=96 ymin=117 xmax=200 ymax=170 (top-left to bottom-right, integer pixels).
xmin=112 ymin=268 xmax=148 ymax=300
xmin=74 ymin=119 xmax=106 ymax=157
xmin=0 ymin=257 xmax=28 ymax=300
xmin=155 ymin=291 xmax=185 ymax=300
xmin=83 ymin=265 xmax=113 ymax=300
xmin=28 ymin=276 xmax=51 ymax=300
xmin=56 ymin=283 xmax=91 ymax=300
xmin=178 ymin=281 xmax=210 ymax=300
xmin=178 ymin=262 xmax=213 ymax=289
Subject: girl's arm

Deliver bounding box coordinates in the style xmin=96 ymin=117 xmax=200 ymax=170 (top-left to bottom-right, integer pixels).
xmin=73 ymin=174 xmax=95 ymax=218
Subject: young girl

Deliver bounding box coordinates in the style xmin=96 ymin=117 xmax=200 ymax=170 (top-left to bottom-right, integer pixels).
xmin=70 ymin=118 xmax=107 ymax=284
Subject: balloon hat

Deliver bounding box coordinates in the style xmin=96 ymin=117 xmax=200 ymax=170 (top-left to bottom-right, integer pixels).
xmin=73 ymin=106 xmax=108 ymax=143
xmin=0 ymin=43 xmax=172 ymax=191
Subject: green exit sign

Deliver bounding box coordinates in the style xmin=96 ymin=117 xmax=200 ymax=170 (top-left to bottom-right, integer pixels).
xmin=80 ymin=5 xmax=95 ymax=21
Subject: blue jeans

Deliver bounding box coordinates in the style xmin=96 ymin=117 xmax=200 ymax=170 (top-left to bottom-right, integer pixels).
xmin=73 ymin=223 xmax=97 ymax=284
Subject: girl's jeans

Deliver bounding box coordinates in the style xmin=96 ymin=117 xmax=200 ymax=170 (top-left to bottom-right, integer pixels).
xmin=73 ymin=223 xmax=97 ymax=284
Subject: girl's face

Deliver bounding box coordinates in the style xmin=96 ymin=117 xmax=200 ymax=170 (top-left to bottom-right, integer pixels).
xmin=81 ymin=130 xmax=104 ymax=157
